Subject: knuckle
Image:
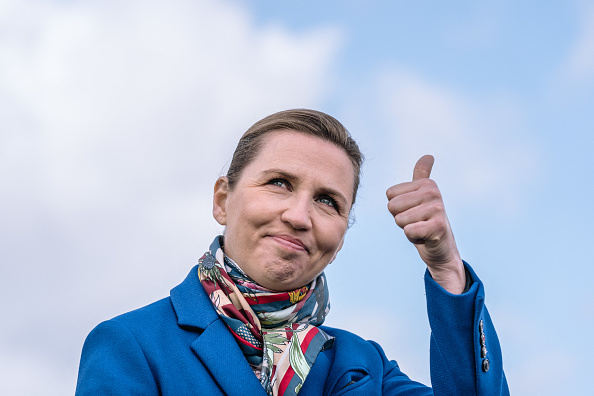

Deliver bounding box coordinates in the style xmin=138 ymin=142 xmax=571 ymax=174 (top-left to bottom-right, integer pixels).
xmin=427 ymin=186 xmax=441 ymax=199
xmin=419 ymin=178 xmax=435 ymax=188
xmin=402 ymin=222 xmax=414 ymax=234
xmin=404 ymin=225 xmax=423 ymax=242
xmin=433 ymin=217 xmax=448 ymax=231
xmin=429 ymin=201 xmax=445 ymax=214
xmin=387 ymin=201 xmax=398 ymax=215
xmin=418 ymin=179 xmax=440 ymax=193
xmin=394 ymin=214 xmax=406 ymax=228
xmin=388 ymin=197 xmax=404 ymax=213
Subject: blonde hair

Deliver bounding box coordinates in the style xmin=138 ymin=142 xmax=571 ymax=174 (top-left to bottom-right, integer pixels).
xmin=227 ymin=109 xmax=363 ymax=205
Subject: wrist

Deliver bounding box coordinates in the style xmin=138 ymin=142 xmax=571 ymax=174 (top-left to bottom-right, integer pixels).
xmin=427 ymin=257 xmax=466 ymax=294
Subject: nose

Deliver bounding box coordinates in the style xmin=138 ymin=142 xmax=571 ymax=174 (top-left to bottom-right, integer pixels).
xmin=281 ymin=193 xmax=313 ymax=230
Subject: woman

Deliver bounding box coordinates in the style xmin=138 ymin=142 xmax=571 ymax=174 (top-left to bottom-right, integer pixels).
xmin=76 ymin=109 xmax=509 ymax=395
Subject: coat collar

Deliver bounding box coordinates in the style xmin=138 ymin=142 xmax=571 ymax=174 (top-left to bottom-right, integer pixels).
xmin=170 ymin=264 xmax=219 ymax=330
xmin=170 ymin=265 xmax=267 ymax=396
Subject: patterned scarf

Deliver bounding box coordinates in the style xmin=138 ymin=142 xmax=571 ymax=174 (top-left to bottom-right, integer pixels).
xmin=197 ymin=236 xmax=334 ymax=396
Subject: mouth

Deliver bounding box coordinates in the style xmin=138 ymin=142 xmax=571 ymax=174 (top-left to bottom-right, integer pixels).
xmin=269 ymin=234 xmax=309 ymax=253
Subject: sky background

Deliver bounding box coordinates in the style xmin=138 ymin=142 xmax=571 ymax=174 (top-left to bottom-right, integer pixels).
xmin=1 ymin=0 xmax=593 ymax=394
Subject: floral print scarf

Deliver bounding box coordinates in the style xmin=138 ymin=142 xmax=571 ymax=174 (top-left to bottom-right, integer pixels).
xmin=197 ymin=236 xmax=334 ymax=396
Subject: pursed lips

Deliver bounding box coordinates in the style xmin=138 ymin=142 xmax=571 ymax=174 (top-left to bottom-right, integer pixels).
xmin=269 ymin=234 xmax=310 ymax=253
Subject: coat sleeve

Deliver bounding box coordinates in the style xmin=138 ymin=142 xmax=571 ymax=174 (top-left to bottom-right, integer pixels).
xmin=424 ymin=262 xmax=509 ymax=395
xmin=75 ymin=319 xmax=159 ymax=396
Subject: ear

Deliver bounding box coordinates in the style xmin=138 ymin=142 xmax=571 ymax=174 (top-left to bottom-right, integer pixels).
xmin=213 ymin=176 xmax=229 ymax=225
xmin=328 ymin=236 xmax=345 ymax=265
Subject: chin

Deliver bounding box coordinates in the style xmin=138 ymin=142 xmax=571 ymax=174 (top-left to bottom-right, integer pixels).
xmin=259 ymin=260 xmax=306 ymax=291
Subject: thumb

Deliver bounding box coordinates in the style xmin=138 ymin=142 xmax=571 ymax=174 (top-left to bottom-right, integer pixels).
xmin=412 ymin=155 xmax=435 ymax=181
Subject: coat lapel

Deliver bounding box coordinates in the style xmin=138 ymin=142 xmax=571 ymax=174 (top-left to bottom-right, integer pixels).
xmin=192 ymin=319 xmax=267 ymax=396
xmin=170 ymin=265 xmax=267 ymax=396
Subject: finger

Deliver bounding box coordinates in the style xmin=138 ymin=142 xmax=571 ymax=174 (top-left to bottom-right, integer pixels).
xmin=394 ymin=204 xmax=443 ymax=228
xmin=387 ymin=177 xmax=439 ymax=203
xmin=391 ymin=200 xmax=445 ymax=228
xmin=387 ymin=182 xmax=440 ymax=216
xmin=386 ymin=181 xmax=417 ymax=200
xmin=412 ymin=155 xmax=435 ymax=181
xmin=387 ymin=192 xmax=420 ymax=217
xmin=402 ymin=217 xmax=449 ymax=245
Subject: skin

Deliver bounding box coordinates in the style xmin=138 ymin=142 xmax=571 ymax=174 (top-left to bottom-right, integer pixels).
xmin=213 ymin=128 xmax=464 ymax=294
xmin=386 ymin=155 xmax=466 ymax=294
xmin=212 ymin=130 xmax=354 ymax=292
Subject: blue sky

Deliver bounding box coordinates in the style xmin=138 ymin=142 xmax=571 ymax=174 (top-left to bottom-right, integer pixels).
xmin=1 ymin=0 xmax=592 ymax=394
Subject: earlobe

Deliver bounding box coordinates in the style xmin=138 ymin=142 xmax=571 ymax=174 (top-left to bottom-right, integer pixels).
xmin=213 ymin=177 xmax=229 ymax=225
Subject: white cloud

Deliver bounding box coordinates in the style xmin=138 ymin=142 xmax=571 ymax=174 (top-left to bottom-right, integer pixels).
xmin=0 ymin=350 xmax=74 ymax=396
xmin=374 ymin=68 xmax=539 ymax=215
xmin=326 ymin=303 xmax=431 ymax=385
xmin=561 ymin=2 xmax=594 ymax=84
xmin=494 ymin=310 xmax=580 ymax=394
xmin=0 ymin=0 xmax=342 ymax=211
xmin=0 ymin=0 xmax=342 ymax=392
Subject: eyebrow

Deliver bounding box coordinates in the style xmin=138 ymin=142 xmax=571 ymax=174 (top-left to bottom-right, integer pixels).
xmin=260 ymin=168 xmax=349 ymax=206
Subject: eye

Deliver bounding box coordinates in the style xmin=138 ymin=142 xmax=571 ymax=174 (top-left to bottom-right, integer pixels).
xmin=317 ymin=195 xmax=339 ymax=210
xmin=268 ymin=178 xmax=290 ymax=189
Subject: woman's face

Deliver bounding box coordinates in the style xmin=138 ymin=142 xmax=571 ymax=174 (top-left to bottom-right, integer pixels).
xmin=213 ymin=130 xmax=354 ymax=291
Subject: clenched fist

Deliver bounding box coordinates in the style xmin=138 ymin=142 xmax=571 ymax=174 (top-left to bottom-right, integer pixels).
xmin=386 ymin=155 xmax=466 ymax=294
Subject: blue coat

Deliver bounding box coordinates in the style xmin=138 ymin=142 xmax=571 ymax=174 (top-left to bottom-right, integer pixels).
xmin=76 ymin=263 xmax=509 ymax=395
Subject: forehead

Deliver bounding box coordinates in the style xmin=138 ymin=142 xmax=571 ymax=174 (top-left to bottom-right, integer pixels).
xmin=246 ymin=130 xmax=355 ymax=199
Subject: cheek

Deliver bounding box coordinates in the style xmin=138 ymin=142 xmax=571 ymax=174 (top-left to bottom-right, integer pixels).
xmin=317 ymin=221 xmax=347 ymax=254
xmin=228 ymin=197 xmax=274 ymax=233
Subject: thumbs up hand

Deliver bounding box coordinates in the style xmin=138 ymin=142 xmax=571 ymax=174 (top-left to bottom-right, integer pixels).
xmin=386 ymin=155 xmax=466 ymax=294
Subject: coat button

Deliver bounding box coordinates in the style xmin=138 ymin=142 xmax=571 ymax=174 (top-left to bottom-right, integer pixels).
xmin=479 ymin=320 xmax=484 ymax=333
xmin=481 ymin=346 xmax=488 ymax=358
xmin=482 ymin=359 xmax=490 ymax=372
xmin=480 ymin=333 xmax=486 ymax=346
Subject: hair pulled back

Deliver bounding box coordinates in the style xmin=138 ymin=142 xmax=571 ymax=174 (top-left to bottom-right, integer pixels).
xmin=226 ymin=109 xmax=363 ymax=205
